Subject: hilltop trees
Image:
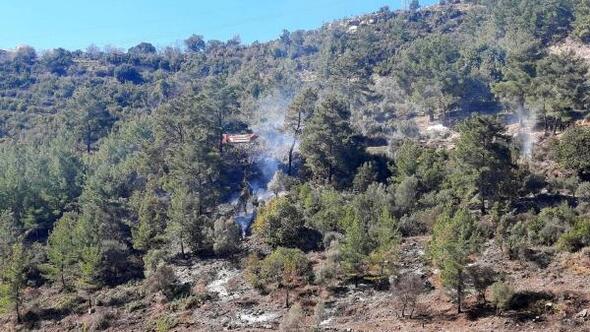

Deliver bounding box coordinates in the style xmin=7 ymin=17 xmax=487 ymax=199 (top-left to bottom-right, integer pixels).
xmin=3 ymin=0 xmax=590 ymax=328
xmin=66 ymin=89 xmax=116 ymax=154
xmin=185 ymin=34 xmax=206 ymax=52
xmin=393 ymin=35 xmax=462 ymax=120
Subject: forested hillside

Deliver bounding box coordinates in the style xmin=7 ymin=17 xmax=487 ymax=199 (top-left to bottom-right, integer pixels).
xmin=2 ymin=0 xmax=590 ymax=331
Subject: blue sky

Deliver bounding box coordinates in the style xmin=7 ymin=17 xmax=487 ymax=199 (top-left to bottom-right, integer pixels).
xmin=0 ymin=0 xmax=437 ymax=51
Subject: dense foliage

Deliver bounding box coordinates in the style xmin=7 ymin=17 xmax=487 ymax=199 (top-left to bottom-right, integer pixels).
xmin=1 ymin=0 xmax=590 ymax=325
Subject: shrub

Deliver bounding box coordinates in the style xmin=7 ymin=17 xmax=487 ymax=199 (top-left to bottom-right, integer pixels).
xmin=576 ymin=182 xmax=590 ymax=204
xmin=353 ymin=161 xmax=378 ymax=192
xmin=322 ymin=231 xmax=343 ymax=249
xmin=528 ymin=204 xmax=577 ymax=246
xmin=313 ymin=301 xmax=326 ymax=327
xmin=89 ymin=310 xmax=117 ymax=331
xmin=466 ymin=265 xmax=497 ymax=303
xmin=399 ymin=214 xmax=428 ymax=236
xmin=557 ymin=219 xmax=590 ymax=252
xmin=212 ymin=217 xmax=241 ymax=256
xmin=506 ymin=221 xmax=528 ymax=259
xmin=279 ymin=302 xmax=305 ymax=331
xmin=490 ymin=281 xmax=514 ymax=312
xmin=145 ymin=265 xmax=177 ymax=299
xmin=95 ymin=285 xmax=140 ymax=306
xmin=392 ymin=273 xmax=423 ymax=318
xmin=143 ymin=249 xmax=168 ymax=276
xmin=154 ymin=315 xmax=176 ymax=332
xmin=253 ymin=196 xmax=305 ymax=248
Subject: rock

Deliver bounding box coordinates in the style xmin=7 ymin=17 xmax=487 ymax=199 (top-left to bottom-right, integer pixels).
xmin=576 ymin=309 xmax=588 ymax=318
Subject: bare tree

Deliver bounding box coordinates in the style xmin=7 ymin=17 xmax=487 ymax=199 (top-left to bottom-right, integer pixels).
xmin=392 ymin=273 xmax=424 ymax=318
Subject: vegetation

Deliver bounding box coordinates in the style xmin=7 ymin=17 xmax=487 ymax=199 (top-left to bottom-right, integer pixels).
xmin=1 ymin=0 xmax=590 ymax=329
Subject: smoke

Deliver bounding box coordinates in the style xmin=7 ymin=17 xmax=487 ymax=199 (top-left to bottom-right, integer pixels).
xmin=250 ymin=92 xmax=295 ymax=160
xmin=231 ymin=91 xmax=296 ymax=234
xmin=518 ymin=107 xmax=537 ymax=160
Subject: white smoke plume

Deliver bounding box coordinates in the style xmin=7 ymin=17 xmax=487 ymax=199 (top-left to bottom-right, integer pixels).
xmin=518 ymin=107 xmax=537 ymax=160
xmin=232 ymin=90 xmax=296 ymax=234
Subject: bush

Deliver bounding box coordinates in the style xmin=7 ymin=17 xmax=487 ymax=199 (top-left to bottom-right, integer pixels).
xmin=576 ymin=182 xmax=590 ymax=204
xmin=322 ymin=231 xmax=343 ymax=249
xmin=353 ymin=162 xmax=378 ymax=192
xmin=554 ymin=127 xmax=590 ymax=175
xmin=114 ymin=64 xmax=143 ymax=84
xmin=399 ymin=214 xmax=428 ymax=236
xmin=279 ymin=302 xmax=305 ymax=331
xmin=95 ymin=285 xmax=140 ymax=306
xmin=145 ymin=265 xmax=177 ymax=299
xmin=391 ymin=273 xmax=423 ymax=318
xmin=506 ymin=221 xmax=528 ymax=259
xmin=153 ymin=315 xmax=176 ymax=332
xmin=88 ymin=310 xmax=117 ymax=331
xmin=528 ymin=204 xmax=577 ymax=246
xmin=253 ymin=196 xmax=305 ymax=248
xmin=557 ymin=219 xmax=590 ymax=252
xmin=143 ymin=249 xmax=168 ymax=276
xmin=490 ymin=281 xmax=514 ymax=312
xmin=466 ymin=265 xmax=497 ymax=303
xmin=313 ymin=301 xmax=325 ymax=327
xmin=212 ymin=217 xmax=241 ymax=256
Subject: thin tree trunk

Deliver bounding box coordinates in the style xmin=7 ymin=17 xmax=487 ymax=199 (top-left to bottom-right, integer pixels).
xmin=409 ymin=299 xmax=416 ymax=319
xmin=15 ymin=300 xmax=21 ymax=324
xmin=285 ymin=287 xmax=289 ymax=308
xmin=180 ymin=238 xmax=186 ymax=259
xmin=457 ymin=271 xmax=463 ymax=314
xmin=480 ymin=196 xmax=486 ymax=215
xmin=61 ymin=269 xmax=66 ymax=290
xmin=287 ymin=138 xmax=296 ymax=176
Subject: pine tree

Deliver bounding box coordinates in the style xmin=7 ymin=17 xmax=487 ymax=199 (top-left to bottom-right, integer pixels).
xmin=340 ymin=208 xmax=369 ymax=286
xmin=429 ymin=210 xmax=480 ymax=313
xmin=0 ymin=242 xmax=29 ymax=323
xmin=65 ymin=89 xmax=116 ymax=154
xmin=256 ymin=247 xmax=312 ymax=307
xmin=285 ymin=88 xmax=318 ymax=175
xmin=300 ymin=95 xmax=360 ymax=185
xmin=453 ymin=115 xmax=514 ymax=213
xmin=45 ymin=213 xmax=78 ymax=290
xmin=131 ymin=186 xmax=168 ymax=252
xmin=166 ymin=186 xmax=197 ymax=258
xmin=529 ymin=53 xmax=589 ymax=133
xmin=369 ymin=208 xmax=400 ymax=277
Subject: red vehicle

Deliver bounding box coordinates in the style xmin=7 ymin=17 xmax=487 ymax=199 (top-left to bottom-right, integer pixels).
xmin=222 ymin=133 xmax=258 ymax=144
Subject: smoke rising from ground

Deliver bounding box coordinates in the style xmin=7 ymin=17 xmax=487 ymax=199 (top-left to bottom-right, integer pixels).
xmin=517 ymin=107 xmax=537 ymax=160
xmin=232 ymin=90 xmax=296 ymax=234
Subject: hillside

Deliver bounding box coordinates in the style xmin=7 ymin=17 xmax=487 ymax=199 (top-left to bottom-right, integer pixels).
xmin=1 ymin=0 xmax=590 ymax=331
